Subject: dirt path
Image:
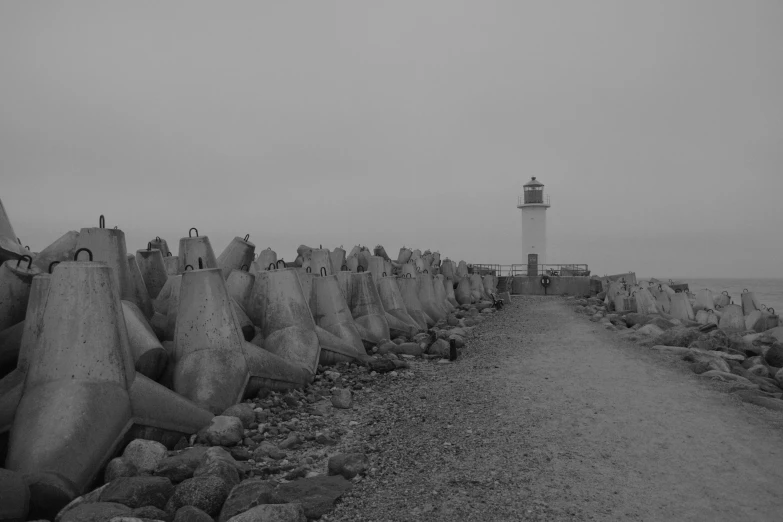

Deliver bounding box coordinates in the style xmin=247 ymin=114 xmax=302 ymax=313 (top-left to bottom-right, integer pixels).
xmin=329 ymin=296 xmax=783 ymax=521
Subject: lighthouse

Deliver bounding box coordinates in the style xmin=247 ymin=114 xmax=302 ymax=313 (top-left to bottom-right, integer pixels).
xmin=517 ymin=177 xmax=551 ymax=267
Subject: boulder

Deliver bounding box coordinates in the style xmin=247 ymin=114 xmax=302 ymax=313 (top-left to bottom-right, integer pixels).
xmin=198 ymin=416 xmax=245 ymax=447
xmin=123 ymin=439 xmax=168 ymax=475
xmin=327 ymin=453 xmax=369 ymax=479
xmin=650 ymin=345 xmax=692 ymax=356
xmin=273 ymin=476 xmax=352 ymax=520
xmin=747 ymin=365 xmax=770 ymax=378
xmin=174 ymin=505 xmax=214 ymax=522
xmin=637 ymin=324 xmax=664 ymax=337
xmin=426 ymin=338 xmax=450 ymax=357
xmin=100 ymin=476 xmax=174 ymax=510
xmin=218 ymin=479 xmax=280 ymax=522
xmin=105 ymin=457 xmax=140 ymax=483
xmin=226 ymin=503 xmax=306 ymax=522
xmin=654 ymin=327 xmax=701 ymax=348
xmin=367 ymin=358 xmax=396 ymax=373
xmin=193 ymin=459 xmax=240 ymax=489
xmin=775 ymin=368 xmax=783 ymax=388
xmin=623 ymin=313 xmax=651 ymax=327
xmin=155 ymin=447 xmax=210 ymax=484
xmin=253 ymin=442 xmax=286 ymax=461
xmin=165 ymin=476 xmax=231 ymax=517
xmin=221 ymin=403 xmax=256 ymax=429
xmin=764 ymin=343 xmax=783 ymax=367
xmin=58 ymin=502 xmax=132 ymax=522
xmin=130 ymin=505 xmax=170 ymax=520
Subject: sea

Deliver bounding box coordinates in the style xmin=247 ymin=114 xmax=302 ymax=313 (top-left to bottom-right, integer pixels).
xmin=642 ymin=277 xmax=783 ymax=314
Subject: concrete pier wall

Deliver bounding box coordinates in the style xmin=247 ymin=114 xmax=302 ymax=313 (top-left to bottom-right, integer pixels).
xmin=511 ymin=276 xmax=593 ymax=297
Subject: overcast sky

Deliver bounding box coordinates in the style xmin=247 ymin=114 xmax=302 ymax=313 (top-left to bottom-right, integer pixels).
xmin=1 ymin=1 xmax=781 ymax=278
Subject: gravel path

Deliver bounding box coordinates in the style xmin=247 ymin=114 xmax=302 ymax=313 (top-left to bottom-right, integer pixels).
xmin=327 ymin=296 xmax=783 ymax=521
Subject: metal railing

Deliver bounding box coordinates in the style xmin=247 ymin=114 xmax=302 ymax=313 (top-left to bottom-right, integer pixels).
xmin=517 ymin=194 xmax=551 ymax=207
xmin=470 ymin=263 xmax=589 ymax=277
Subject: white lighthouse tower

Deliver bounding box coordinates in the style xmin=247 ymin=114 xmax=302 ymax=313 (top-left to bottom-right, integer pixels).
xmin=517 ymin=177 xmax=551 ymax=266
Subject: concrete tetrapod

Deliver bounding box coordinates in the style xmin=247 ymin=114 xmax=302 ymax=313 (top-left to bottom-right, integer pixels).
xmin=148 ymin=236 xmax=172 ymax=257
xmin=5 ymin=259 xmax=213 ymax=518
xmin=397 ymin=276 xmax=433 ymax=330
xmin=669 ymin=292 xmax=695 ymax=321
xmin=252 ymin=247 xmax=277 ymax=274
xmin=0 ymin=321 xmax=24 ymax=378
xmin=634 ymin=288 xmax=658 ymax=315
xmin=226 ymin=269 xmax=256 ymax=312
xmin=349 ymin=271 xmax=391 ymax=345
xmin=455 ymin=276 xmax=473 ymax=306
xmin=376 ymin=275 xmax=421 ymax=337
xmin=0 ymin=273 xmax=50 ymax=435
xmin=694 ymin=289 xmax=715 ymax=311
xmin=247 ymin=268 xmax=321 ymax=377
xmin=127 ymin=254 xmax=154 ymax=319
xmin=417 ymin=272 xmax=447 ymax=323
xmin=718 ymin=304 xmax=745 ymax=330
xmin=296 ymin=267 xmax=315 ymax=307
xmin=163 ymin=253 xmax=179 ymax=276
xmin=397 ymin=247 xmax=412 ymax=265
xmin=330 ymin=247 xmax=346 ymax=275
xmin=217 ymin=234 xmax=255 ymax=279
xmin=469 ymin=273 xmax=486 ymax=302
xmin=177 ymin=228 xmax=218 ymax=274
xmin=367 ymin=255 xmax=387 ymax=285
xmin=433 ymin=274 xmax=455 ymax=314
xmin=0 ymin=197 xmax=26 ymax=263
xmin=401 ymin=263 xmax=417 ymax=279
xmin=171 ymin=267 xmax=249 ymax=413
xmin=482 ymin=275 xmax=497 ymax=298
xmin=31 ymin=230 xmax=79 ymax=273
xmin=310 ymin=248 xmax=333 ymax=276
xmin=74 ymin=216 xmax=134 ymax=302
xmin=309 ymin=272 xmax=362 ymax=364
xmin=741 ymin=290 xmax=762 ymax=316
xmin=440 ymin=259 xmax=455 ymax=280
xmin=135 ymin=246 xmax=168 ymax=300
xmin=122 ymin=300 xmax=168 ymax=381
xmin=456 ymin=260 xmax=469 ymax=278
xmin=442 ymin=277 xmax=459 ymax=307
xmin=0 ymin=256 xmax=40 ymax=332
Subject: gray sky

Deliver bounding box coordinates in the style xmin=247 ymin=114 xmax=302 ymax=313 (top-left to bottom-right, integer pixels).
xmin=1 ymin=1 xmax=781 ymax=277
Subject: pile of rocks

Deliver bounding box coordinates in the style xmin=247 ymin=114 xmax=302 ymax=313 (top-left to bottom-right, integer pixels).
xmin=569 ymin=286 xmax=783 ymax=412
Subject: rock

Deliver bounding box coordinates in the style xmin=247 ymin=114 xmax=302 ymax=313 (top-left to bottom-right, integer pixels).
xmin=100 ymin=476 xmax=174 ymax=510
xmin=367 ymin=359 xmax=396 ymax=373
xmin=747 ymin=365 xmax=770 ymax=378
xmin=198 ymin=416 xmax=244 ymax=447
xmin=58 ymin=502 xmax=132 ymax=522
xmin=331 ymin=389 xmax=353 ymax=409
xmin=691 ymin=361 xmax=711 ymax=375
xmin=623 ymin=313 xmax=651 ymax=327
xmin=315 ymin=431 xmax=338 ymax=446
xmin=123 ymin=439 xmax=168 ymax=475
xmin=193 ymin=458 xmax=240 ymax=489
xmin=764 ymin=343 xmax=783 ymax=367
xmin=650 ymin=345 xmax=692 ymax=356
xmin=392 ymin=342 xmax=423 ymax=356
xmin=53 ymin=485 xmax=109 ymax=522
xmin=742 ymin=355 xmax=766 ymax=369
xmin=637 ymin=324 xmax=664 ymax=337
xmin=230 ymin=447 xmax=252 ymax=461
xmin=165 ymin=476 xmax=231 ymax=517
xmin=274 ymin=476 xmax=352 ymax=520
xmin=0 ymin=468 xmax=29 ymax=522
xmin=698 ymin=371 xmax=755 ymax=386
xmin=218 ymin=479 xmax=280 ymax=522
xmin=279 ymin=433 xmax=303 ymax=450
xmin=173 ymin=505 xmax=214 ymax=522
xmin=687 ymin=352 xmax=730 ymax=373
xmin=426 ymin=338 xmax=450 ymax=357
xmin=253 ymin=442 xmax=286 ymax=461
xmin=226 ymin=503 xmax=307 ymax=522
xmin=130 ymin=505 xmax=171 ymax=521
xmin=733 ymin=390 xmax=783 ymax=412
xmin=327 ymin=453 xmax=369 ymax=480
xmin=654 ymin=327 xmax=701 ymax=348
xmin=105 ymin=457 xmax=140 ymax=483
xmin=155 ymin=447 xmax=209 ymax=484
xmin=221 ymin=403 xmax=256 ymax=429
